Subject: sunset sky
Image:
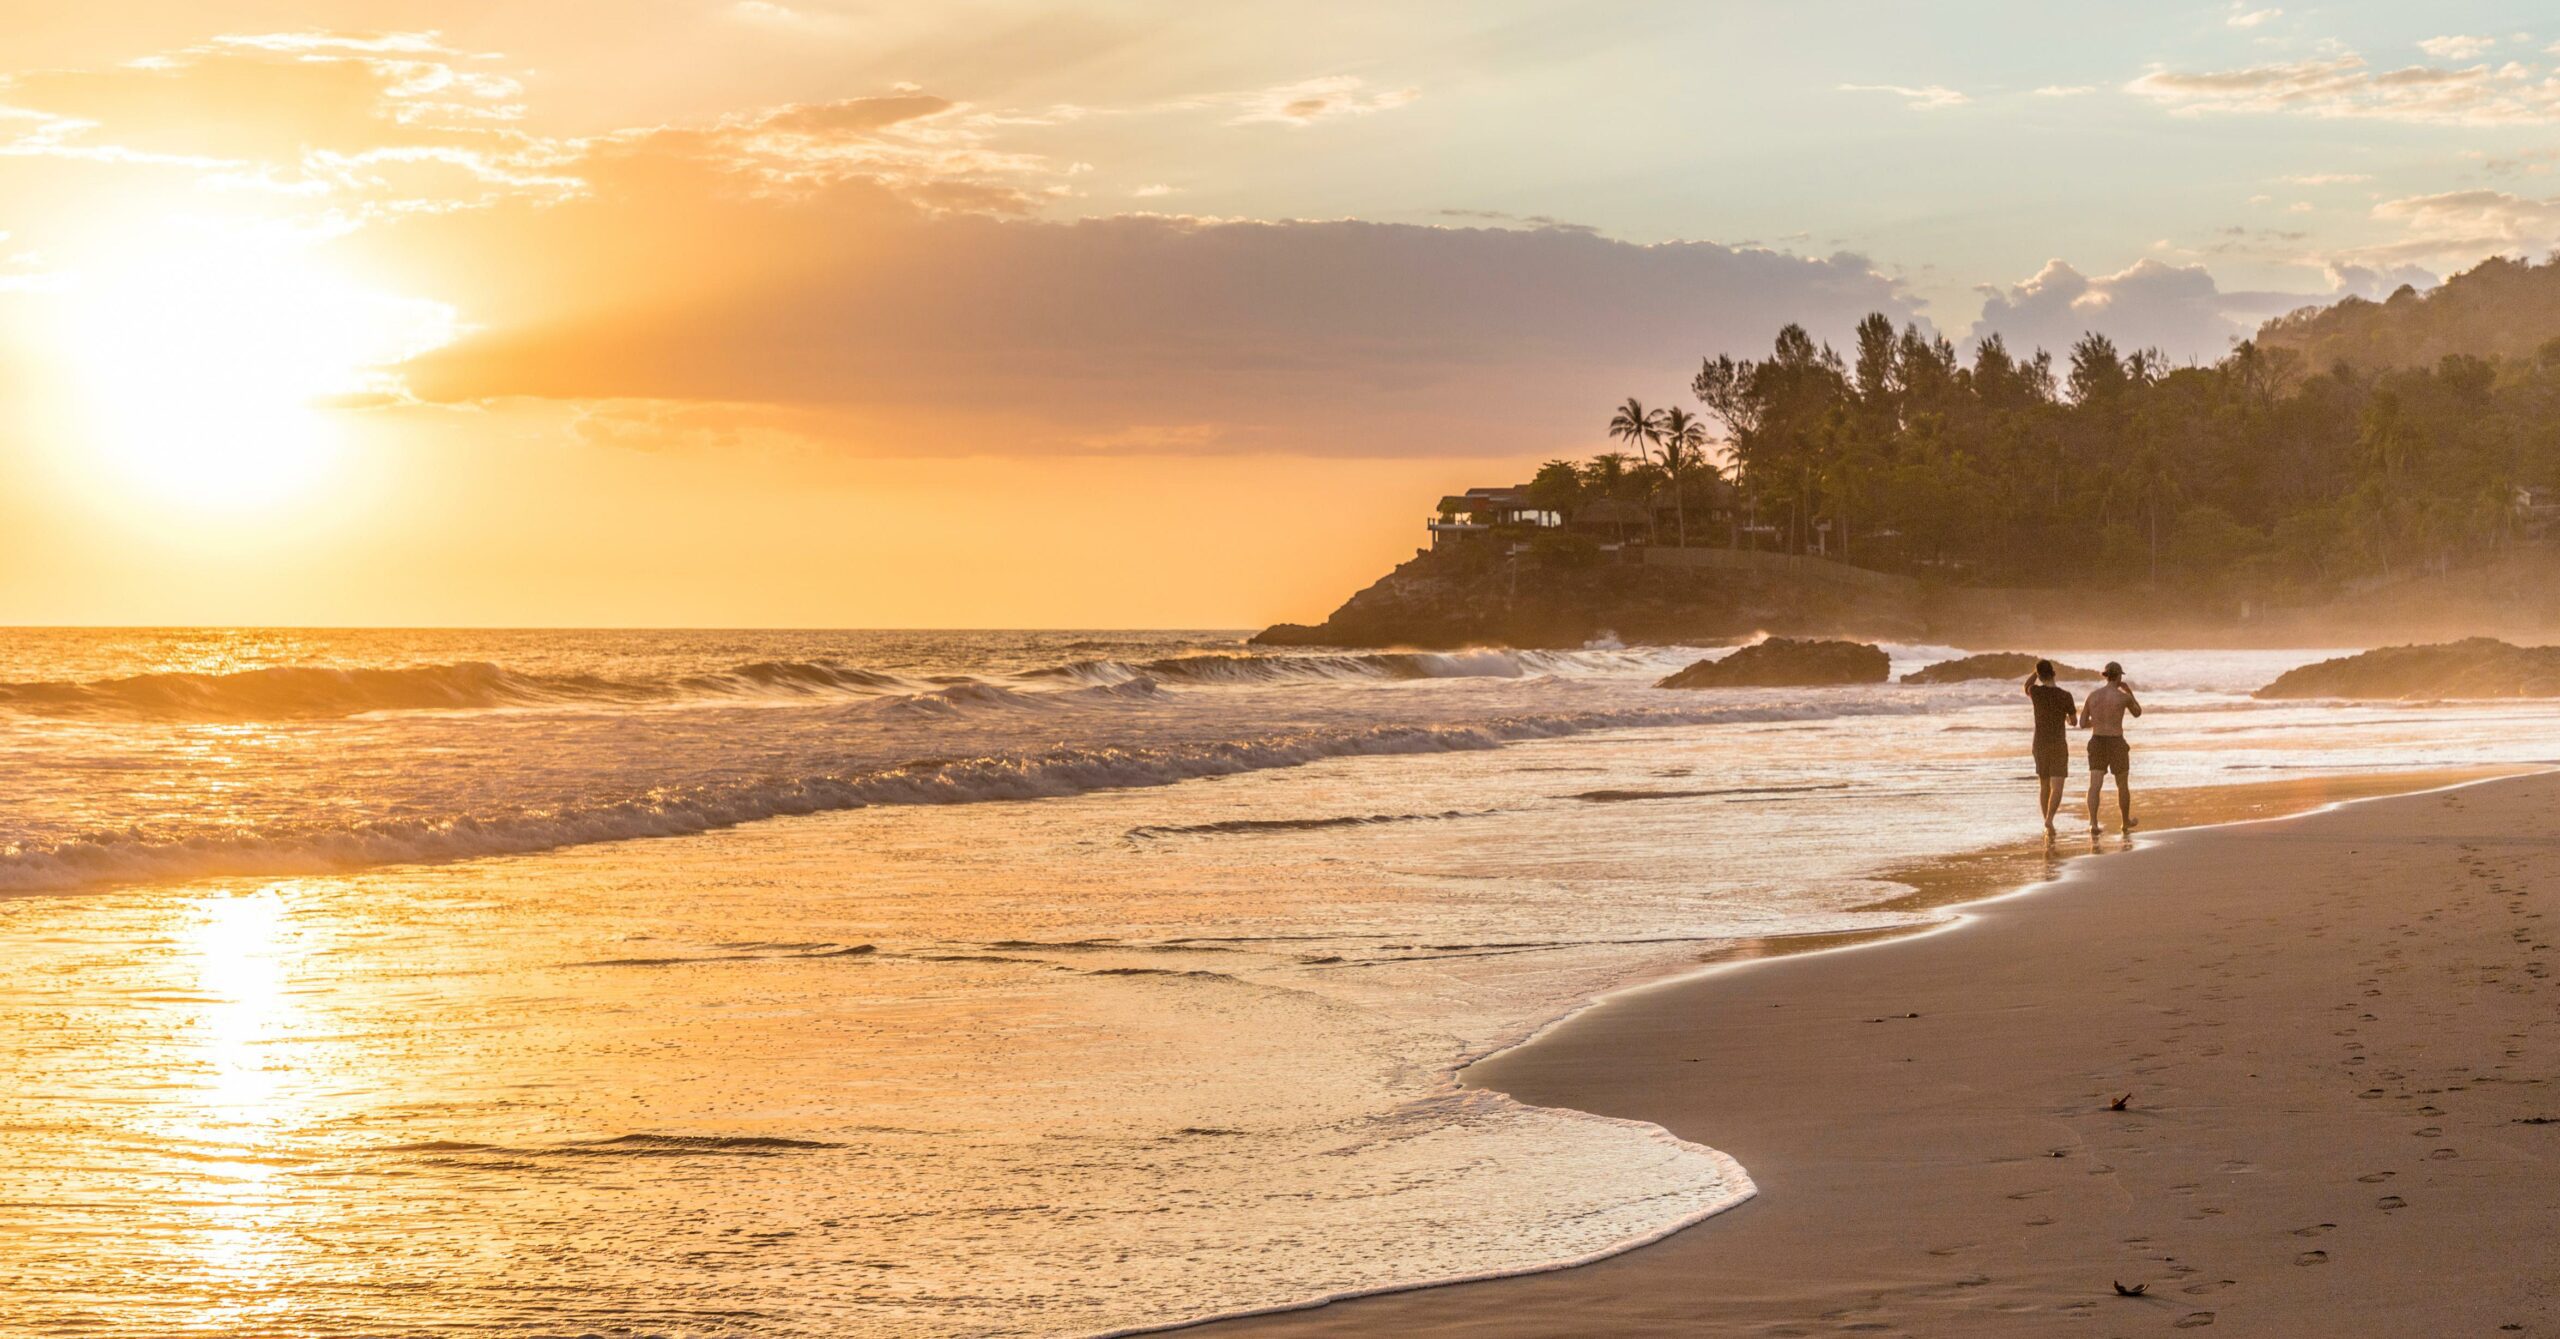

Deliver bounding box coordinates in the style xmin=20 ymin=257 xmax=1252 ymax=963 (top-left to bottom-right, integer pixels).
xmin=3 ymin=0 xmax=2556 ymax=626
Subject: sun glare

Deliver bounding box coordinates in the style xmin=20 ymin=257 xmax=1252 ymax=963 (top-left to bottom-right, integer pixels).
xmin=52 ymin=229 xmax=456 ymax=511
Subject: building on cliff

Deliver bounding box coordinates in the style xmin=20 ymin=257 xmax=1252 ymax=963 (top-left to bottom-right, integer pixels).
xmin=1428 ymin=487 xmax=1553 ymax=548
xmin=1427 ymin=484 xmax=1717 ymax=558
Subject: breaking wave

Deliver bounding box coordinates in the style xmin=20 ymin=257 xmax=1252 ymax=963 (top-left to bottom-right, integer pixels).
xmin=0 ymin=700 xmax=1930 ymax=893
xmin=0 ymin=647 xmax=1694 ymax=722
xmin=0 ymin=658 xmax=917 ymax=722
xmin=1027 ymin=648 xmax=1686 ymax=688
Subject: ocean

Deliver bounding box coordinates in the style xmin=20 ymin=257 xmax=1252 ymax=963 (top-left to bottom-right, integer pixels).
xmin=4 ymin=629 xmax=2556 ymax=1336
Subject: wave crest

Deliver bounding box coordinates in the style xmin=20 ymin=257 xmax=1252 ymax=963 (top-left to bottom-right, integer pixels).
xmin=0 ymin=700 xmax=1928 ymax=893
xmin=1030 ymin=648 xmax=1678 ymax=688
xmin=0 ymin=658 xmax=922 ymax=722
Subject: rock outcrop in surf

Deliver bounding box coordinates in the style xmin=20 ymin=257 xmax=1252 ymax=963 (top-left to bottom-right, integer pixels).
xmin=2254 ymin=638 xmax=2560 ymax=699
xmin=1902 ymin=653 xmax=2101 ymax=685
xmin=1656 ymin=639 xmax=1890 ymax=689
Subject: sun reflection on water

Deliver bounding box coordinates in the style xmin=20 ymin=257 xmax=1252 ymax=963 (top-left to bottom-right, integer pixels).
xmin=163 ymin=886 xmax=307 ymax=1323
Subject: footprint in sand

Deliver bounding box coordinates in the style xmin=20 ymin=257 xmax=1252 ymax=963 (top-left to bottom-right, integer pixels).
xmin=2296 ymin=1249 xmax=2329 ymax=1266
xmin=2358 ymin=1171 xmax=2395 ymax=1183
xmin=2291 ymin=1223 xmax=2336 ymax=1237
xmin=2377 ymin=1195 xmax=2407 ymax=1210
xmin=2430 ymin=1148 xmax=2458 ymax=1160
xmin=2174 ymin=1312 xmax=2217 ymax=1328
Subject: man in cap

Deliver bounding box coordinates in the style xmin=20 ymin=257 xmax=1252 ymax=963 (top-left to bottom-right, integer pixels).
xmin=2082 ymin=661 xmax=2143 ymax=835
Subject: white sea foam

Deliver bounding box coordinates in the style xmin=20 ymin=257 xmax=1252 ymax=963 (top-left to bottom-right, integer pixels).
xmin=0 ymin=698 xmax=1932 ymax=892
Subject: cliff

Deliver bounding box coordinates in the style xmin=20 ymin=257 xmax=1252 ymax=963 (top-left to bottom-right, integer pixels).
xmin=1256 ymin=544 xmax=2560 ymax=651
xmin=1252 ymin=546 xmax=1930 ymax=650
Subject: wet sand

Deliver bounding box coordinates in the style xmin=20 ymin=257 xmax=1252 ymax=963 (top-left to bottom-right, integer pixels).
xmin=1199 ymin=769 xmax=2560 ymax=1335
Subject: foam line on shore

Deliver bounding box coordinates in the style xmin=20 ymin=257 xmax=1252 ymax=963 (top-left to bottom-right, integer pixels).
xmin=1083 ymin=1119 xmax=1754 ymax=1339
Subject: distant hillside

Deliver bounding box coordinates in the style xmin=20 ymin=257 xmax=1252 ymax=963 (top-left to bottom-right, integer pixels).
xmin=1254 ymin=542 xmax=2560 ymax=651
xmin=2257 ymin=254 xmax=2560 ymax=372
xmin=1269 ymin=262 xmax=2560 ymax=654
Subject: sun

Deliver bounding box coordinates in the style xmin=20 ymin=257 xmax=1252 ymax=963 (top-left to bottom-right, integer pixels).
xmin=51 ymin=226 xmax=456 ymax=511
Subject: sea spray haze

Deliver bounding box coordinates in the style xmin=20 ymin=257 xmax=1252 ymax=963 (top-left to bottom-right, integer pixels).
xmin=5 ymin=629 xmax=2559 ymax=1335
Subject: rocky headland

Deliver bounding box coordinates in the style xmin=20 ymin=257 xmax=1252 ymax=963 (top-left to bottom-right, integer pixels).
xmin=1252 ymin=545 xmax=2560 ymax=652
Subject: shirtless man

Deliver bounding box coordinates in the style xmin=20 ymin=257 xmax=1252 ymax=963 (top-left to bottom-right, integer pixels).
xmin=2082 ymin=661 xmax=2142 ymax=835
xmin=2023 ymin=660 xmax=2079 ymax=835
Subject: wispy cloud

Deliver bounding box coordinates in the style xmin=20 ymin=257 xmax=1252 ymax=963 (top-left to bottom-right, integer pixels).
xmin=2273 ymin=172 xmax=2371 ymax=185
xmin=1226 ymin=76 xmax=1419 ymax=127
xmin=2033 ymin=85 xmax=2097 ymax=97
xmin=2227 ymin=6 xmax=2283 ymax=29
xmin=2418 ymin=34 xmax=2499 ymax=61
xmin=1836 ymin=83 xmax=1969 ymax=110
xmin=2350 ymin=187 xmax=2560 ymax=264
xmin=2127 ymin=51 xmax=2560 ymax=125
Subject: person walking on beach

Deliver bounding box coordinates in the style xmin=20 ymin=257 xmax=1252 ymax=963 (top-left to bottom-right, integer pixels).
xmin=2024 ymin=660 xmax=2079 ymax=836
xmin=2083 ymin=661 xmax=2142 ymax=835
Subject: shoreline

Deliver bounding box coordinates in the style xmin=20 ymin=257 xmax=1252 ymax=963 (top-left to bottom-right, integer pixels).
xmin=1176 ymin=765 xmax=2559 ymax=1337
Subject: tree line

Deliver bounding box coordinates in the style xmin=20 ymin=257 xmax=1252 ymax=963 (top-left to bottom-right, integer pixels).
xmin=1530 ymin=276 xmax=2560 ymax=596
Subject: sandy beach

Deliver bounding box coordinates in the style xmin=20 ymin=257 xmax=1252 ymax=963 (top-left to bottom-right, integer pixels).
xmin=1203 ymin=771 xmax=2560 ymax=1336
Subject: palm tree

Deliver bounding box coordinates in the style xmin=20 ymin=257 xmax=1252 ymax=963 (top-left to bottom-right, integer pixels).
xmin=1607 ymin=398 xmax=1665 ymax=541
xmin=1656 ymin=406 xmax=1707 ymax=548
xmin=1582 ymin=451 xmax=1635 ymax=497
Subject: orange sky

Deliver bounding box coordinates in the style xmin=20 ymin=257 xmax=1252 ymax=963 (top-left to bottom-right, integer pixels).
xmin=2 ymin=4 xmax=2546 ymax=625
xmin=4 ymin=17 xmax=1868 ymax=626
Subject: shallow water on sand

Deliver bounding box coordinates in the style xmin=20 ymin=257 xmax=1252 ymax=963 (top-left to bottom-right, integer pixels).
xmin=3 ymin=631 xmax=2555 ymax=1335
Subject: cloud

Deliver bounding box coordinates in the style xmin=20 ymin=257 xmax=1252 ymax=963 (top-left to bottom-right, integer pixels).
xmin=2274 ymin=171 xmax=2371 ymax=185
xmin=2127 ymin=51 xmax=2560 ymax=125
xmin=2418 ymin=35 xmax=2499 ymax=61
xmin=1837 ymin=83 xmax=1969 ymax=110
xmin=2201 ymin=224 xmax=2311 ymax=256
xmin=2326 ymin=261 xmax=2441 ymax=299
xmin=1429 ymin=208 xmax=1597 ymax=234
xmin=359 ymin=141 xmax=1921 ymax=457
xmin=2342 ymin=187 xmax=2560 ymax=265
xmin=2228 ymin=6 xmax=2283 ymax=28
xmin=0 ymin=32 xmax=562 ymax=211
xmin=726 ymin=1 xmax=849 ymax=29
xmin=753 ymin=95 xmax=955 ymax=136
xmin=2480 ymin=146 xmax=2560 ymax=176
xmin=0 ymin=32 xmax=1901 ymax=462
xmin=1226 ymin=77 xmax=1420 ymax=127
xmin=1967 ymin=257 xmax=2313 ymax=362
xmin=2034 ymin=85 xmax=2097 ymax=97
xmin=0 ymin=34 xmax=1092 ymax=234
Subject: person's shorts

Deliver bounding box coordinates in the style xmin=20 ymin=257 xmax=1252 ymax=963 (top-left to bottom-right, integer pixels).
xmin=2033 ymin=738 xmax=2069 ymax=779
xmin=2088 ymin=734 xmax=2130 ymax=781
